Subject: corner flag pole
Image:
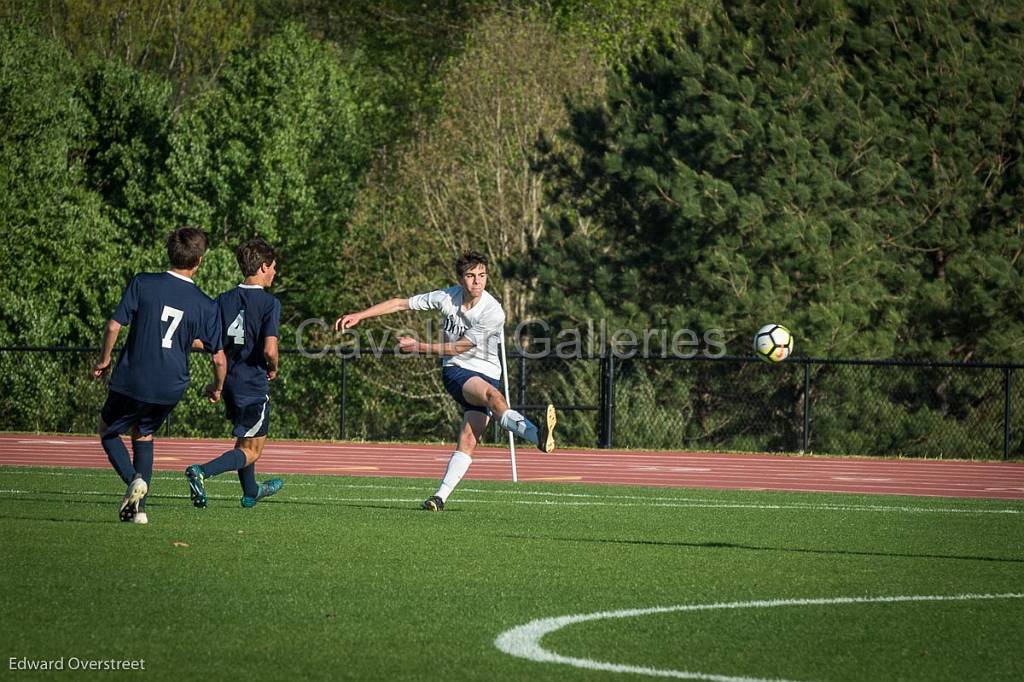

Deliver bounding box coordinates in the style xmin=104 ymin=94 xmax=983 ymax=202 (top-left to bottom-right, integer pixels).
xmin=499 ymin=329 xmax=518 ymax=483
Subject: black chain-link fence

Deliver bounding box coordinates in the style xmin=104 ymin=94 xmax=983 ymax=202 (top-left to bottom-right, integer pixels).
xmin=609 ymin=356 xmax=1023 ymax=459
xmin=1 ymin=347 xmax=1021 ymax=460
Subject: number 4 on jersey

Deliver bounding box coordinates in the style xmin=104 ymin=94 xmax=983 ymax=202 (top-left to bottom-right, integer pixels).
xmin=228 ymin=310 xmax=245 ymax=346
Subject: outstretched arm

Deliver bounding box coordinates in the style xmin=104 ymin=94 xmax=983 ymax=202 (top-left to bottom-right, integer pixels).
xmin=398 ymin=336 xmax=474 ymax=356
xmin=92 ymin=320 xmax=122 ymax=378
xmin=335 ymin=297 xmax=410 ymax=331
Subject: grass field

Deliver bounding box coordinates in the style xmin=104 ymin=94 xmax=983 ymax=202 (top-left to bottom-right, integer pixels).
xmin=2 ymin=465 xmax=1023 ymax=680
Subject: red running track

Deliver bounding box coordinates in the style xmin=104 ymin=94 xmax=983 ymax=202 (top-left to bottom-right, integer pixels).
xmin=0 ymin=434 xmax=1022 ymax=500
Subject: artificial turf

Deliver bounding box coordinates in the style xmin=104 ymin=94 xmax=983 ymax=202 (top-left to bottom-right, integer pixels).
xmin=1 ymin=466 xmax=1022 ymax=680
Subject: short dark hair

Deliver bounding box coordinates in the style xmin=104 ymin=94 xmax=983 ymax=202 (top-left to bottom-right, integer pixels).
xmin=455 ymin=251 xmax=488 ymax=278
xmin=236 ymin=237 xmax=276 ymax=277
xmin=167 ymin=226 xmax=208 ymax=269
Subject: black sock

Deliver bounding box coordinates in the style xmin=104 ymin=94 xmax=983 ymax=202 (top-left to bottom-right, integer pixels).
xmin=238 ymin=464 xmax=259 ymax=499
xmin=101 ymin=434 xmax=135 ymax=485
xmin=132 ymin=439 xmax=154 ymax=511
xmin=203 ymin=448 xmax=246 ymax=478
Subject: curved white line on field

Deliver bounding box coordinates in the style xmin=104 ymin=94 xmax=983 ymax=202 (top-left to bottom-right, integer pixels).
xmin=494 ymin=593 xmax=1024 ymax=681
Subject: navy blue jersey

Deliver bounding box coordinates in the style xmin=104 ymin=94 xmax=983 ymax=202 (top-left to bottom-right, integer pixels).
xmin=217 ymin=285 xmax=281 ymax=399
xmin=109 ymin=272 xmax=222 ymax=405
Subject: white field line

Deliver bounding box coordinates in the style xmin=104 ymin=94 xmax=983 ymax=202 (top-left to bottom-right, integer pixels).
xmin=2 ymin=468 xmax=1021 ymax=507
xmin=3 ymin=456 xmax=1019 ymax=493
xmin=4 ymin=444 xmax=1022 ymax=478
xmin=0 ymin=483 xmax=1021 ymax=515
xmin=2 ymin=469 xmax=1023 ymax=515
xmin=3 ymin=451 xmax=1021 ymax=488
xmin=3 ymin=469 xmax=1023 ymax=513
xmin=494 ymin=593 xmax=1024 ymax=682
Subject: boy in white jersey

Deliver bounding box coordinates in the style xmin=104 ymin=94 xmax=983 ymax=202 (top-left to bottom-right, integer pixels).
xmin=335 ymin=251 xmax=555 ymax=511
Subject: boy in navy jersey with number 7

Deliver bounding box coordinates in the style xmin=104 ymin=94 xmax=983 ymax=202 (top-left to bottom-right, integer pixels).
xmin=185 ymin=238 xmax=284 ymax=508
xmin=93 ymin=226 xmax=226 ymax=525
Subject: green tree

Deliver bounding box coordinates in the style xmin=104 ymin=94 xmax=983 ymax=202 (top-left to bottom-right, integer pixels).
xmin=344 ymin=9 xmax=603 ymax=322
xmin=154 ymin=23 xmax=373 ymax=321
xmin=538 ymin=0 xmax=1024 ymax=362
xmin=39 ymin=0 xmax=255 ymax=107
xmin=533 ymin=0 xmax=1024 ymax=455
xmin=260 ymin=0 xmax=501 ymax=140
xmin=551 ymin=0 xmax=714 ymax=67
xmin=0 ymin=17 xmax=125 ymax=347
xmin=835 ymin=1 xmax=1024 ymax=360
xmin=77 ymin=58 xmax=174 ymax=262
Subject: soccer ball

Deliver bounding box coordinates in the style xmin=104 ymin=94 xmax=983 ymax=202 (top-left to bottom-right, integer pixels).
xmin=753 ymin=324 xmax=793 ymax=362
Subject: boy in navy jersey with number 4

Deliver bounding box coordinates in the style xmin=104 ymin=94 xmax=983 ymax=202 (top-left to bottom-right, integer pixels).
xmin=94 ymin=227 xmax=226 ymax=525
xmin=186 ymin=238 xmax=284 ymax=508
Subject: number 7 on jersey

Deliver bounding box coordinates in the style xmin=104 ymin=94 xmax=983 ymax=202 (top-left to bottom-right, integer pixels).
xmin=161 ymin=305 xmax=184 ymax=349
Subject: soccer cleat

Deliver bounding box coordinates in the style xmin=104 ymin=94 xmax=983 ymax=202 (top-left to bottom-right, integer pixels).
xmin=133 ymin=512 xmax=149 ymax=525
xmin=119 ymin=475 xmax=148 ymax=522
xmin=185 ymin=464 xmax=207 ymax=508
xmin=241 ymin=478 xmax=284 ymax=508
xmin=421 ymin=495 xmax=444 ymax=512
xmin=537 ymin=403 xmax=557 ymax=453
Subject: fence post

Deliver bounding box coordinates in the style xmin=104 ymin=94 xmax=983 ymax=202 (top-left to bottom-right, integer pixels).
xmin=802 ymin=361 xmax=811 ymax=453
xmin=518 ymin=353 xmax=527 ymax=407
xmin=598 ymin=353 xmax=616 ymax=449
xmin=1004 ymin=367 xmax=1011 ymax=461
xmin=607 ymin=353 xmax=616 ymax=449
xmin=598 ymin=354 xmax=607 ymax=448
xmin=339 ymin=355 xmax=347 ymax=441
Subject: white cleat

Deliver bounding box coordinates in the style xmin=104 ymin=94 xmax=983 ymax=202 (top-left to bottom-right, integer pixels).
xmin=132 ymin=512 xmax=149 ymax=525
xmin=538 ymin=403 xmax=557 ymax=453
xmin=119 ymin=476 xmax=148 ymax=522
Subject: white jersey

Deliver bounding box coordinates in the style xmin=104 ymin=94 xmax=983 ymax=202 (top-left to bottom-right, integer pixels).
xmin=407 ymin=286 xmax=505 ymax=380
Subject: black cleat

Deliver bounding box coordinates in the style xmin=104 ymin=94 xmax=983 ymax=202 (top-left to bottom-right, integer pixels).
xmin=421 ymin=495 xmax=444 ymax=512
xmin=537 ymin=403 xmax=557 ymax=453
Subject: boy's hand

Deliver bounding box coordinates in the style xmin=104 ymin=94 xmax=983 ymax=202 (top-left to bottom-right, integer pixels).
xmin=204 ymin=383 xmax=222 ymax=403
xmin=92 ymin=359 xmax=112 ymax=378
xmin=397 ymin=336 xmax=421 ymax=353
xmin=335 ymin=314 xmax=360 ymax=331
xmin=267 ymin=368 xmax=278 ymax=381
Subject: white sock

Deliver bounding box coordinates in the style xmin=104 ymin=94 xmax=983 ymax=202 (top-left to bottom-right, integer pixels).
xmin=500 ymin=409 xmax=538 ymax=445
xmin=434 ymin=451 xmax=472 ymax=503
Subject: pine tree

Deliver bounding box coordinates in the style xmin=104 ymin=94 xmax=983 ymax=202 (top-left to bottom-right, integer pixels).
xmin=534 ymin=0 xmax=1024 ymax=454
xmin=537 ymin=0 xmax=1024 ymax=362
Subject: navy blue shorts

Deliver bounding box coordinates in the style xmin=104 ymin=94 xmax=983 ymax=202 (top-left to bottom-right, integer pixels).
xmin=100 ymin=390 xmax=175 ymax=437
xmin=225 ymin=391 xmax=270 ymax=439
xmin=442 ymin=366 xmax=501 ymax=414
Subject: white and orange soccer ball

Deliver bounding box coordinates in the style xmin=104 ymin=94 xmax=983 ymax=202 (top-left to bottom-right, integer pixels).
xmin=754 ymin=324 xmax=793 ymax=362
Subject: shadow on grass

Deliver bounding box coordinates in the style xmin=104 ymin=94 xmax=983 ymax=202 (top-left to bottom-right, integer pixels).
xmin=1 ymin=505 xmax=433 ymax=527
xmin=1 ymin=514 xmax=117 ymax=526
xmin=498 ymin=534 xmax=1024 ymax=564
xmin=273 ymin=498 xmax=458 ymax=514
xmin=0 ymin=493 xmax=437 ymax=516
xmin=0 ymin=494 xmax=175 ymax=508
xmin=0 ymin=495 xmax=118 ymax=508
